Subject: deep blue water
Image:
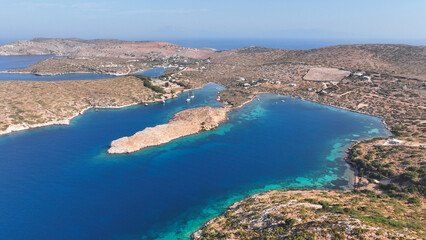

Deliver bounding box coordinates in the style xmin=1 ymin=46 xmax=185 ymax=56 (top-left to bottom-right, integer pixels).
xmin=0 ymin=55 xmax=167 ymax=81
xmin=0 ymin=55 xmax=56 ymax=71
xmin=0 ymin=55 xmax=116 ymax=81
xmin=0 ymin=72 xmax=118 ymax=81
xmin=0 ymin=82 xmax=389 ymax=239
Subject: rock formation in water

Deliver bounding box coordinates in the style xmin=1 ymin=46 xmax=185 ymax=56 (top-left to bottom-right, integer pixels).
xmin=107 ymin=106 xmax=229 ymax=154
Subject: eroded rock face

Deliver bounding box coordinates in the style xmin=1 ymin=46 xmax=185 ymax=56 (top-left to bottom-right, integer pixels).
xmin=107 ymin=106 xmax=229 ymax=154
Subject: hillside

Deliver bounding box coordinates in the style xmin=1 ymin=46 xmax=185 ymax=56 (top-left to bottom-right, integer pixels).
xmin=0 ymin=38 xmax=215 ymax=59
xmin=193 ymin=190 xmax=424 ymax=239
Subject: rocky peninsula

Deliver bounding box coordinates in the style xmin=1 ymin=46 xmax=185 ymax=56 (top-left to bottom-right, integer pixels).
xmin=107 ymin=106 xmax=229 ymax=154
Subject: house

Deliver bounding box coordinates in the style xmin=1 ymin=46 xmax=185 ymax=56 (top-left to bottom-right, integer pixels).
xmin=363 ymin=76 xmax=372 ymax=81
xmin=388 ymin=139 xmax=403 ymax=145
xmin=274 ymin=81 xmax=281 ymax=85
xmin=243 ymin=83 xmax=251 ymax=87
xmin=290 ymin=83 xmax=297 ymax=87
xmin=307 ymin=88 xmax=313 ymax=92
xmin=354 ymin=72 xmax=365 ymax=77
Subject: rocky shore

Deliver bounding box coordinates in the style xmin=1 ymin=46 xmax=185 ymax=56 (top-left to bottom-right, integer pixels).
xmin=192 ymin=190 xmax=423 ymax=239
xmin=107 ymin=106 xmax=229 ymax=154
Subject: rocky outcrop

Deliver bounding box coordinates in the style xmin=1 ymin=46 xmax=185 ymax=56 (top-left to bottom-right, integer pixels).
xmin=107 ymin=106 xmax=229 ymax=154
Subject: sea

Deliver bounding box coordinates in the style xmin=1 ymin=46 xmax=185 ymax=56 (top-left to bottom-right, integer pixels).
xmin=0 ymin=55 xmax=167 ymax=81
xmin=0 ymin=40 xmax=391 ymax=239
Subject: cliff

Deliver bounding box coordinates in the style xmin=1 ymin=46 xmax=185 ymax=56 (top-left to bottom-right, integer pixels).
xmin=107 ymin=106 xmax=229 ymax=154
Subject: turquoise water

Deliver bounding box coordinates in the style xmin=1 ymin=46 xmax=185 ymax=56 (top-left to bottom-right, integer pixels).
xmin=0 ymin=82 xmax=389 ymax=239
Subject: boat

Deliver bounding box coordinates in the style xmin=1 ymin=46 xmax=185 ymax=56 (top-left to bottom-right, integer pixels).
xmin=281 ymin=99 xmax=285 ymax=102
xmin=186 ymin=92 xmax=191 ymax=102
xmin=144 ymin=103 xmax=148 ymax=106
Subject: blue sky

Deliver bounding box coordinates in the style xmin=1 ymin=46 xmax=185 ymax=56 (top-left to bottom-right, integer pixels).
xmin=0 ymin=0 xmax=425 ymax=41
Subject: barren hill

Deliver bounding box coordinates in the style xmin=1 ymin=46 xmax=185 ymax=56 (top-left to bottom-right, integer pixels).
xmin=212 ymin=44 xmax=426 ymax=80
xmin=0 ymin=38 xmax=215 ymax=59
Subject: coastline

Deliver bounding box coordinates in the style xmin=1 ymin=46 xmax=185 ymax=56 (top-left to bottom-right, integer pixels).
xmin=0 ymin=81 xmax=218 ymax=137
xmin=0 ymin=65 xmax=172 ymax=77
xmin=107 ymin=106 xmax=230 ymax=154
xmin=0 ymin=93 xmax=178 ymax=137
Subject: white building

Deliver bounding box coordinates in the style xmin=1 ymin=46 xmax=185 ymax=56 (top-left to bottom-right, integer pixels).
xmin=363 ymin=76 xmax=372 ymax=81
xmin=388 ymin=139 xmax=403 ymax=145
xmin=354 ymin=72 xmax=364 ymax=77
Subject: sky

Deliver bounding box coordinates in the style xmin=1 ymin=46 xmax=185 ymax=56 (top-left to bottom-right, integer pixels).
xmin=0 ymin=0 xmax=425 ymax=42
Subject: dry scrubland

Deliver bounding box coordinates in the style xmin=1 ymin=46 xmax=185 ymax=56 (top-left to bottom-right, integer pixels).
xmin=0 ymin=38 xmax=214 ymax=58
xmin=193 ymin=190 xmax=424 ymax=239
xmin=0 ymin=76 xmax=158 ymax=134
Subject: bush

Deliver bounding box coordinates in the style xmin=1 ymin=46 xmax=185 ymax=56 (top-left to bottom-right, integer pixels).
xmin=175 ymin=81 xmax=192 ymax=89
xmin=398 ymin=172 xmax=418 ymax=182
xmin=143 ymin=80 xmax=165 ymax=93
xmin=133 ymin=75 xmax=166 ymax=93
xmin=407 ymin=197 xmax=421 ymax=204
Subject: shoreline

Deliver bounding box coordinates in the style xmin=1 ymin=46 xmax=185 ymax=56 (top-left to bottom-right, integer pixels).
xmin=107 ymin=106 xmax=230 ymax=154
xmin=0 ymin=91 xmax=180 ymax=137
xmin=0 ymin=81 xmax=392 ymax=190
xmin=0 ymin=81 xmax=218 ymax=137
xmin=0 ymin=65 xmax=172 ymax=77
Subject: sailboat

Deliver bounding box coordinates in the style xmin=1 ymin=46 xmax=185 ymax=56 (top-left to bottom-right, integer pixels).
xmin=186 ymin=92 xmax=191 ymax=102
xmin=190 ymin=90 xmax=195 ymax=99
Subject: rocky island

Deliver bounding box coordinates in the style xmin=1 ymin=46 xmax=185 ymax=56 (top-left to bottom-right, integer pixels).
xmin=107 ymin=106 xmax=229 ymax=154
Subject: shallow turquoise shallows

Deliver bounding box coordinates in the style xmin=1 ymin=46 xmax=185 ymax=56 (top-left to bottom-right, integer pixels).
xmin=0 ymin=81 xmax=389 ymax=239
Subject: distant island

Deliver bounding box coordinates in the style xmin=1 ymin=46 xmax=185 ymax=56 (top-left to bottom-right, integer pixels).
xmin=0 ymin=38 xmax=424 ymax=239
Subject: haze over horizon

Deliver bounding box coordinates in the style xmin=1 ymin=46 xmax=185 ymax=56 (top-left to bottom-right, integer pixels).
xmin=1 ymin=0 xmax=425 ymax=46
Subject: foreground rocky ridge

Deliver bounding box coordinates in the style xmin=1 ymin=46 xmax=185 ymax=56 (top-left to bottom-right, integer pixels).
xmin=108 ymin=106 xmax=229 ymax=154
xmin=193 ymin=190 xmax=424 ymax=239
